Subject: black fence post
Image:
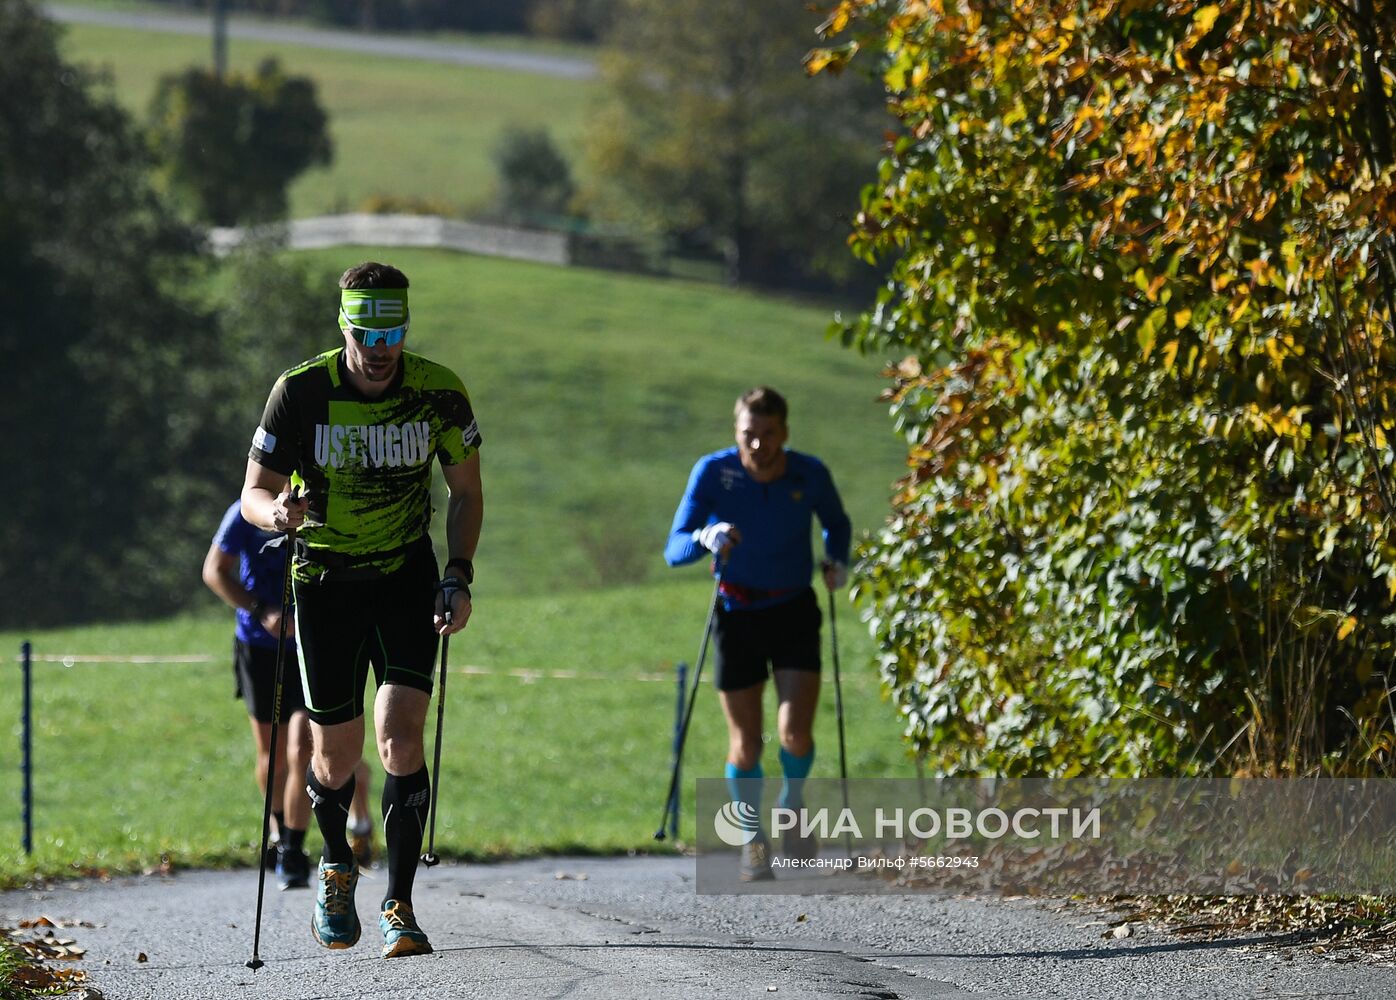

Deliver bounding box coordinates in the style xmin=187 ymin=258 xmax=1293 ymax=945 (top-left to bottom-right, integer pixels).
xmin=668 ymin=661 xmax=687 ymax=840
xmin=20 ymin=642 xmax=32 ymax=856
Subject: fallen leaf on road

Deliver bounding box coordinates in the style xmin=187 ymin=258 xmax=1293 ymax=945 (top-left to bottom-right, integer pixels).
xmin=18 ymin=916 xmax=99 ymax=929
xmin=10 ymin=964 xmax=86 ymax=992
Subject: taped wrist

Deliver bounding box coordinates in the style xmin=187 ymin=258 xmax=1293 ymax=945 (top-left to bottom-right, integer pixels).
xmin=437 ymin=576 xmax=471 ymax=604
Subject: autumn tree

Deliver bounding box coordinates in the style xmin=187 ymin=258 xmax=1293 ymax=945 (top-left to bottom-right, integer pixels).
xmin=818 ymin=1 xmax=1396 ymax=775
xmin=529 ymin=0 xmax=614 ymax=41
xmin=493 ymin=127 xmax=576 ymax=223
xmin=588 ymin=0 xmax=885 ymax=288
xmin=147 ymin=58 xmax=332 ymax=226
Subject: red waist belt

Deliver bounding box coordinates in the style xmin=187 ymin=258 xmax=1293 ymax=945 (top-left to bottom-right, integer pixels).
xmin=717 ymin=581 xmax=798 ymax=606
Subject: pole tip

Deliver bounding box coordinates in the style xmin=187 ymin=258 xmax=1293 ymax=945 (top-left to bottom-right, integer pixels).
xmin=652 ymin=829 xmax=667 ymax=841
xmin=420 ymin=852 xmax=439 ymax=867
xmin=245 ymin=958 xmax=264 ymax=971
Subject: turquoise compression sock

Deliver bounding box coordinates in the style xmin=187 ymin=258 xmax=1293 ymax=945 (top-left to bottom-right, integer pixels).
xmin=778 ymin=745 xmax=815 ymax=810
xmin=724 ymin=761 xmax=763 ymax=813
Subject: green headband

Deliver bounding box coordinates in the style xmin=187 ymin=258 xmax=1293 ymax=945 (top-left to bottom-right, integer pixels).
xmin=339 ymin=288 xmax=409 ymax=330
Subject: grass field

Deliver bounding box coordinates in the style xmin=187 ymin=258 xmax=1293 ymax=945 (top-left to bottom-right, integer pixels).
xmin=0 ymin=247 xmax=911 ymax=883
xmin=0 ymin=583 xmax=911 ymax=883
xmin=56 ymin=14 xmax=599 ymax=217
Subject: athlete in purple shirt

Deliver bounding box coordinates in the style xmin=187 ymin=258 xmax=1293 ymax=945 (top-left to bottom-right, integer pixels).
xmin=203 ymin=501 xmax=376 ymax=889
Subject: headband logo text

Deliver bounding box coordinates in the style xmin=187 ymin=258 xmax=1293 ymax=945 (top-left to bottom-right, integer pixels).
xmin=343 ymin=299 xmax=405 ymax=320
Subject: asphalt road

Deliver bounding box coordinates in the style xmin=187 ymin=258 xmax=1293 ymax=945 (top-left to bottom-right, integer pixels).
xmin=2 ymin=856 xmax=1390 ymax=1000
xmin=43 ymin=3 xmax=598 ymax=79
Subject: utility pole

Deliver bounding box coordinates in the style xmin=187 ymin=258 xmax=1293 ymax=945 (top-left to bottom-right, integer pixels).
xmin=213 ymin=0 xmax=228 ymax=79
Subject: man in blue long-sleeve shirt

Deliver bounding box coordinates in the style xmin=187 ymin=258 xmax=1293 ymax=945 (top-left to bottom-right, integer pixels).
xmin=665 ymin=386 xmax=851 ymax=879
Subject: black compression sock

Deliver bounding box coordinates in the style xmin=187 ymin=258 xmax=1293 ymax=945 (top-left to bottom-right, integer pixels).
xmin=382 ymin=766 xmax=431 ymax=905
xmin=306 ymin=766 xmax=356 ymax=866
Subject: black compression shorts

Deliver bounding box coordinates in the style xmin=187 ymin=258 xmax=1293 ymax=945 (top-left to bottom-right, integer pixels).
xmin=292 ymin=546 xmax=438 ymax=725
xmin=234 ymin=639 xmax=307 ymax=724
xmin=712 ymin=587 xmax=822 ymax=692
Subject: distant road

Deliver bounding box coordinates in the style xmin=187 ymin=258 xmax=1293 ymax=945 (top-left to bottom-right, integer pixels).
xmin=44 ymin=2 xmax=598 ymax=80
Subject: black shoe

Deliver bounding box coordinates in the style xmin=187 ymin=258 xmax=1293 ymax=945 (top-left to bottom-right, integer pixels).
xmin=276 ymin=844 xmax=311 ymax=890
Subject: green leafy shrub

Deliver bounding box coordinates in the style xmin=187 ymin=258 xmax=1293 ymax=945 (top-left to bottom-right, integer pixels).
xmin=821 ymin=0 xmax=1396 ymax=777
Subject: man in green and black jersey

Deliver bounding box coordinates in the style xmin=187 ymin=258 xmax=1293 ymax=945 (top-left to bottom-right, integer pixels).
xmin=241 ymin=261 xmax=483 ymax=959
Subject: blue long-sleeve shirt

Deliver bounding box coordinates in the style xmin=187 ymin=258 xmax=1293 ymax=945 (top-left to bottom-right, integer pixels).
xmin=664 ymin=447 xmax=851 ymax=609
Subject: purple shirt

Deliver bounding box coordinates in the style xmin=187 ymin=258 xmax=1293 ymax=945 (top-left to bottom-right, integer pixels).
xmin=213 ymin=501 xmax=295 ymax=649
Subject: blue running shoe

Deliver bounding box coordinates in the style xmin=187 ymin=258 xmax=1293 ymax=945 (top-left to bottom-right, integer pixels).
xmin=311 ymin=860 xmax=360 ymax=949
xmin=379 ymin=899 xmax=433 ymax=958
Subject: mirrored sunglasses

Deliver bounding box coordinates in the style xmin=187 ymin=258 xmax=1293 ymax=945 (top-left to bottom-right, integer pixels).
xmin=340 ymin=312 xmax=409 ymax=347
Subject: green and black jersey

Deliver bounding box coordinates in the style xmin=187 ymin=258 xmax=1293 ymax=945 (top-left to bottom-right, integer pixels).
xmin=249 ymin=349 xmax=482 ymax=580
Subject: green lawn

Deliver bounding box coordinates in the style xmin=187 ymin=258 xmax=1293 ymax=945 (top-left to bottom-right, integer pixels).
xmin=0 ymin=248 xmax=911 ymax=882
xmin=58 ymin=17 xmax=599 ymax=217
xmin=0 ymin=583 xmax=911 ymax=882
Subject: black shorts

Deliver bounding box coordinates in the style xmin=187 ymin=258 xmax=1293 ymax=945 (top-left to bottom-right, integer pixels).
xmin=292 ymin=547 xmax=439 ymax=726
xmin=234 ymin=639 xmax=307 ymax=724
xmin=713 ymin=587 xmax=822 ymax=692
